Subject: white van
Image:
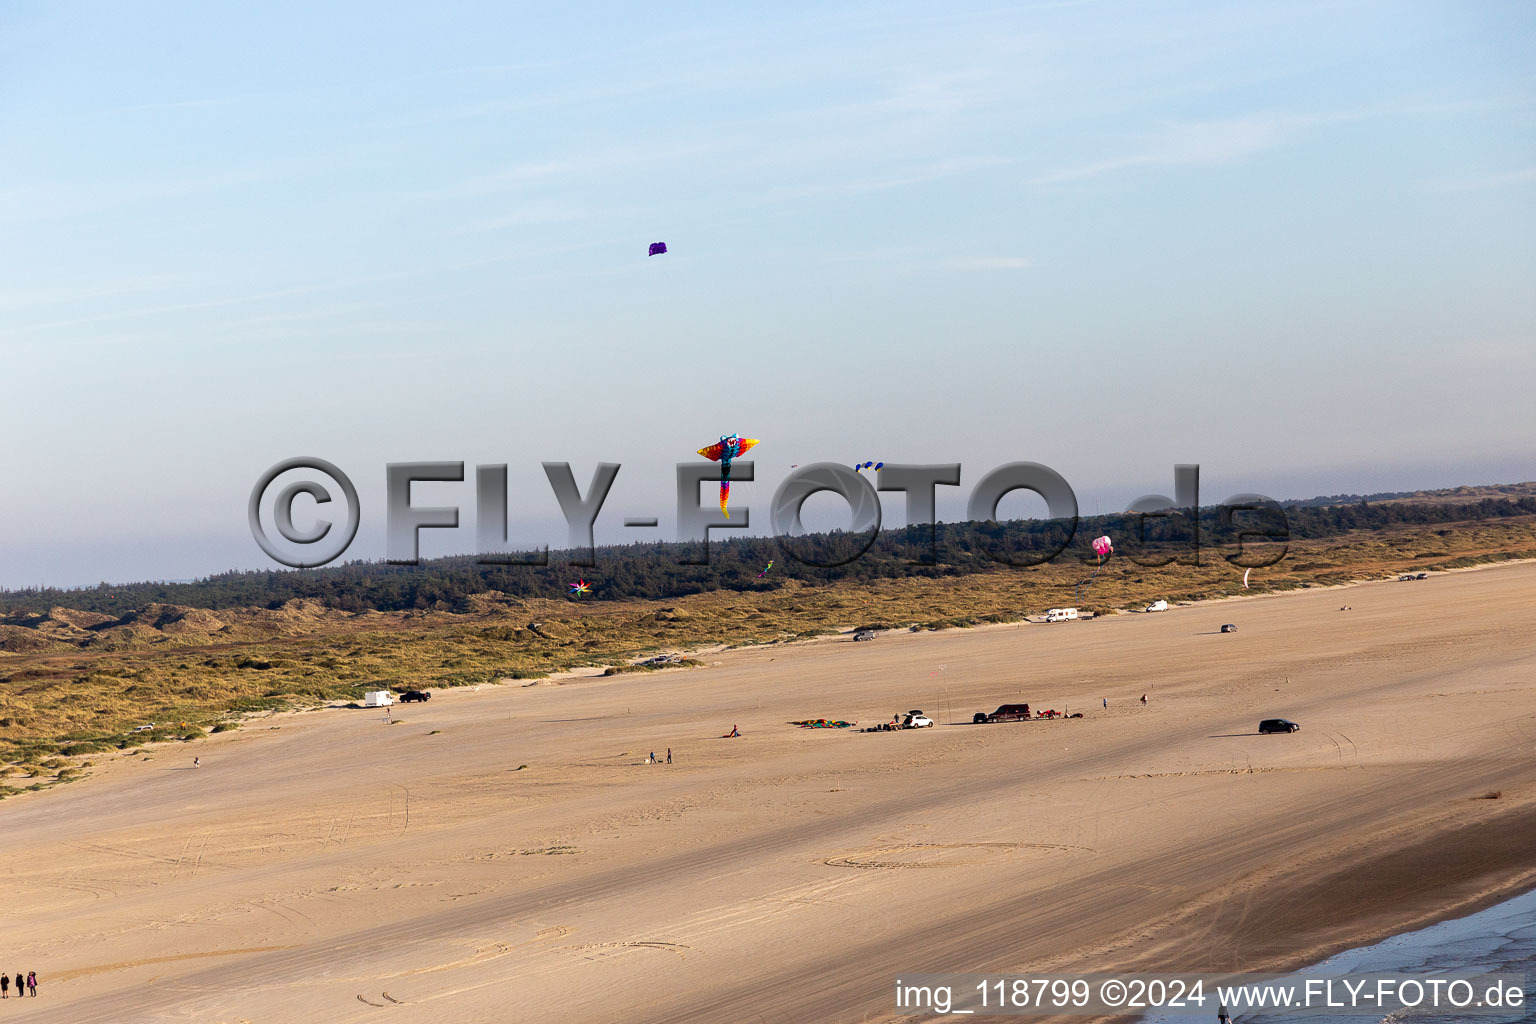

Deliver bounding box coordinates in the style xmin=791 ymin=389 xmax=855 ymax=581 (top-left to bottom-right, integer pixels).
xmin=1044 ymin=607 xmax=1079 ymax=623
xmin=1145 ymin=599 xmax=1169 ymax=613
xmin=363 ymin=690 xmax=395 ymax=708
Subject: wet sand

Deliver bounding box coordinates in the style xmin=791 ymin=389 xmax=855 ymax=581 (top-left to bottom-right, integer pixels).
xmin=3 ymin=563 xmax=1535 ymax=1022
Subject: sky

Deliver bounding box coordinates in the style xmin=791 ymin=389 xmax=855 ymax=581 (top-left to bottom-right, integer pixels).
xmin=2 ymin=0 xmax=1533 ymax=588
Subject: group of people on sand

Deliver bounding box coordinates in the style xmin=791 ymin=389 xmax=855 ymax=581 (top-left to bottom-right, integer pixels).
xmin=0 ymin=972 xmax=37 ymax=998
xmin=644 ymin=749 xmax=673 ymax=764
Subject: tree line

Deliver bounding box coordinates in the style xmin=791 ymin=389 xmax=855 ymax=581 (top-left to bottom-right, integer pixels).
xmin=4 ymin=495 xmax=1533 ymax=617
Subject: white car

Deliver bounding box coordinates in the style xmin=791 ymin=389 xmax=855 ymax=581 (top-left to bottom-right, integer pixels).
xmin=1145 ymin=599 xmax=1169 ymax=613
xmin=903 ymin=710 xmax=935 ymax=728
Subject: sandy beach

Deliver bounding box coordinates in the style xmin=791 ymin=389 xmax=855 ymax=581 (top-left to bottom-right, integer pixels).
xmin=3 ymin=562 xmax=1535 ymax=1023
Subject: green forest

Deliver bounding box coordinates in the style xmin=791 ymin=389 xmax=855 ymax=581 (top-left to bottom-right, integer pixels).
xmin=5 ymin=493 xmax=1533 ymax=617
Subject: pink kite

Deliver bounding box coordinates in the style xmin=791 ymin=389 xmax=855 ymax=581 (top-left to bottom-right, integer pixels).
xmin=1077 ymin=535 xmax=1113 ymax=603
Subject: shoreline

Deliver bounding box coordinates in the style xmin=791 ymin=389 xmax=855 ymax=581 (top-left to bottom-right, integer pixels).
xmin=1116 ymin=812 xmax=1536 ymax=1024
xmin=1112 ymin=799 xmax=1536 ymax=982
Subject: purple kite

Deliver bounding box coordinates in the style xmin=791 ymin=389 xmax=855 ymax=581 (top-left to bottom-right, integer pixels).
xmin=648 ymin=242 xmax=668 ymax=256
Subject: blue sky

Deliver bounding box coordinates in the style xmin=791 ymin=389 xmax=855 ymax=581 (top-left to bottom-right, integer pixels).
xmin=2 ymin=1 xmax=1533 ymax=586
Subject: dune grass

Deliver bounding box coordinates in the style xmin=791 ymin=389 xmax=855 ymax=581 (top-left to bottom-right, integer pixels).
xmin=2 ymin=516 xmax=1534 ymax=795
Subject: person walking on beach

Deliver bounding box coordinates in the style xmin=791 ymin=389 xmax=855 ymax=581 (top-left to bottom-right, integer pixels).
xmin=666 ymin=748 xmax=672 ymax=764
xmin=3 ymin=972 xmax=9 ymax=997
xmin=25 ymin=971 xmax=35 ymax=997
xmin=193 ymin=756 xmax=200 ymax=768
xmin=1140 ymin=693 xmax=1148 ymax=706
xmin=1102 ymin=698 xmax=1108 ymax=709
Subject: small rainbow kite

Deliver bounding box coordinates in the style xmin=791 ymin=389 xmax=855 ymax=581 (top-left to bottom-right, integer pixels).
xmin=569 ymin=579 xmax=591 ymax=596
xmin=696 ymin=434 xmax=758 ymax=518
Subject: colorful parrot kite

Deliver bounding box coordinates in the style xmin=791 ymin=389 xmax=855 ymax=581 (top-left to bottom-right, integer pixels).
xmin=854 ymin=461 xmax=885 ymax=473
xmin=648 ymin=242 xmax=668 ymax=256
xmin=696 ymin=434 xmax=758 ymax=517
xmin=569 ymin=579 xmax=591 ymax=596
xmin=757 ymin=559 xmax=774 ymax=578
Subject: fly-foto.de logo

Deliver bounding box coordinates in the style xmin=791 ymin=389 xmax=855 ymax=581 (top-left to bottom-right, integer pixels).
xmin=248 ymin=459 xmax=1289 ymax=573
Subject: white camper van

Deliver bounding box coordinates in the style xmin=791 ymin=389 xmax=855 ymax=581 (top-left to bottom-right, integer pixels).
xmin=363 ymin=690 xmax=395 ymax=708
xmin=1044 ymin=607 xmax=1079 ymax=623
xmin=1145 ymin=599 xmax=1169 ymax=613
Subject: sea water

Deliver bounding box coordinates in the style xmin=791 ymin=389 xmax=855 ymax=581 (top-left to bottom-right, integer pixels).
xmin=1145 ymin=886 xmax=1536 ymax=1024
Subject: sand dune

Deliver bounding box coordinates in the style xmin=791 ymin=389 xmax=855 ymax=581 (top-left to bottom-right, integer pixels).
xmin=3 ymin=564 xmax=1535 ymax=1022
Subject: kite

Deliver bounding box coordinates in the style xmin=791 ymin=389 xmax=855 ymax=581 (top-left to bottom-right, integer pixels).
xmin=648 ymin=242 xmax=668 ymax=256
xmin=790 ymin=718 xmax=856 ymax=729
xmin=1076 ymin=534 xmax=1113 ymax=602
xmin=757 ymin=559 xmax=774 ymax=578
xmin=854 ymin=461 xmax=885 ymax=473
xmin=696 ymin=433 xmax=758 ymax=517
xmin=569 ymin=579 xmax=591 ymax=596
xmin=1243 ymin=568 xmax=1252 ymax=590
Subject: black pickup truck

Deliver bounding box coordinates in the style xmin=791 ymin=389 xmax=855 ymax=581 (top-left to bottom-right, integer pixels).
xmin=973 ymin=703 xmax=1031 ymax=724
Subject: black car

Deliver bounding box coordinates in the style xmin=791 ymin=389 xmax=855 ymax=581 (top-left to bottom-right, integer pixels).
xmin=400 ymin=690 xmax=432 ymax=703
xmin=1259 ymin=718 xmax=1299 ymax=733
xmin=974 ymin=703 xmax=1032 ymax=724
xmin=1220 ymin=623 xmax=1238 ymax=633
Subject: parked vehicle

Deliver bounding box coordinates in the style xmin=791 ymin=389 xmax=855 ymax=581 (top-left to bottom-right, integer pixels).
xmin=1220 ymin=623 xmax=1238 ymax=633
xmin=902 ymin=710 xmax=934 ymax=728
xmin=1416 ymin=572 xmax=1429 ymax=580
xmin=973 ymin=703 xmax=1031 ymax=724
xmin=1044 ymin=607 xmax=1079 ymax=623
xmin=399 ymin=690 xmax=431 ymax=703
xmin=1259 ymin=718 xmax=1300 ymax=733
xmin=853 ymin=629 xmax=877 ymax=641
xmin=1145 ymin=599 xmax=1169 ymax=613
xmin=363 ymin=690 xmax=395 ymax=708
